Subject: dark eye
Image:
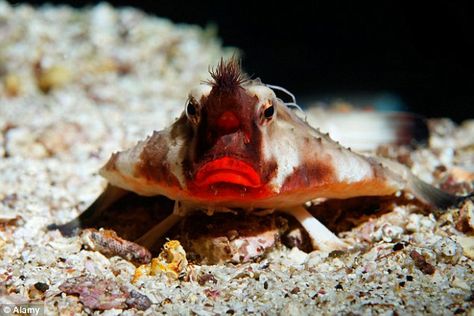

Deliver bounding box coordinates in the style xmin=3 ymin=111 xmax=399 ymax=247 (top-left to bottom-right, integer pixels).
xmin=263 ymin=105 xmax=274 ymax=119
xmin=186 ymin=101 xmax=197 ymax=116
xmin=259 ymin=101 xmax=276 ymax=125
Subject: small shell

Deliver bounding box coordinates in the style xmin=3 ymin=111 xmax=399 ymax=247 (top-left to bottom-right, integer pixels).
xmin=381 ymin=224 xmax=404 ymax=243
xmin=433 ymin=237 xmax=462 ymax=264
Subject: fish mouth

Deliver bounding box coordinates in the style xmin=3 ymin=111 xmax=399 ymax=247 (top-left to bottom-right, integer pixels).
xmin=194 ymin=157 xmax=261 ymax=188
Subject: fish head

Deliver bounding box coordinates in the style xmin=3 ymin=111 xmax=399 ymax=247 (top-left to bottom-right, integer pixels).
xmin=182 ymin=58 xmax=282 ymax=200
xmin=101 ymin=57 xmax=330 ymax=208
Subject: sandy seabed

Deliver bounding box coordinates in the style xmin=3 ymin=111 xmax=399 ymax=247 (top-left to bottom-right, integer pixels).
xmin=1 ymin=2 xmax=473 ymax=315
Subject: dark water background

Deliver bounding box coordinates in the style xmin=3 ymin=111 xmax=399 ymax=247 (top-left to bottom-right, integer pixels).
xmin=9 ymin=1 xmax=474 ymax=121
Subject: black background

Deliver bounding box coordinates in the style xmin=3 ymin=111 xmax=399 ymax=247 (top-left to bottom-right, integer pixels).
xmin=8 ymin=1 xmax=474 ymax=121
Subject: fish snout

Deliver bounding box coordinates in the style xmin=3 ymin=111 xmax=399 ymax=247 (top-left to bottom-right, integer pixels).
xmin=216 ymin=111 xmax=240 ymax=135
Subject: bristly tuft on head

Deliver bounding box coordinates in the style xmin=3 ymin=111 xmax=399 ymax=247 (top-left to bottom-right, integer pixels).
xmin=208 ymin=56 xmax=248 ymax=92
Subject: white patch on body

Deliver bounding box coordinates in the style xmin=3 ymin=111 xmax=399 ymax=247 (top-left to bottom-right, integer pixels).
xmin=305 ymin=125 xmax=376 ymax=183
xmin=328 ymin=149 xmax=375 ymax=183
xmin=112 ymin=140 xmax=146 ymax=179
xmin=264 ymin=118 xmax=302 ymax=191
xmin=166 ymin=133 xmax=187 ymax=188
xmin=247 ymin=84 xmax=302 ymax=192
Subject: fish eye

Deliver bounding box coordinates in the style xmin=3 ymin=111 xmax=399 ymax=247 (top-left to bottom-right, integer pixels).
xmin=264 ymin=105 xmax=274 ymax=118
xmin=259 ymin=101 xmax=275 ymax=125
xmin=185 ymin=99 xmax=200 ymax=124
xmin=186 ymin=101 xmax=197 ymax=116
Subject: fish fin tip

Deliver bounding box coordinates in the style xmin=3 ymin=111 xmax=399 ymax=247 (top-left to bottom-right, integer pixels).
xmin=48 ymin=185 xmax=128 ymax=236
xmin=409 ymin=176 xmax=461 ymax=210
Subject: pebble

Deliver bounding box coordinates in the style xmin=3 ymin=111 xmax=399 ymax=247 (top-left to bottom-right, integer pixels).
xmin=433 ymin=237 xmax=462 ymax=264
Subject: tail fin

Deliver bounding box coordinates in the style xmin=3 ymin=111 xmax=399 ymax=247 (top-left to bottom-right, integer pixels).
xmin=305 ymin=108 xmax=428 ymax=151
xmin=376 ymin=157 xmax=469 ymax=210
xmin=408 ymin=176 xmax=462 ymax=209
xmin=47 ymin=185 xmax=127 ymax=236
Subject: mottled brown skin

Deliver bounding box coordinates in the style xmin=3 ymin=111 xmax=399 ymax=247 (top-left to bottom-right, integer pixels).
xmin=99 ymin=58 xmax=460 ymax=210
xmin=281 ymin=161 xmax=335 ymax=193
xmin=62 ymin=57 xmax=465 ymax=252
xmin=185 ymin=57 xmax=278 ymax=196
xmin=136 ymin=116 xmax=189 ymax=187
xmin=183 ymin=85 xmax=278 ymax=199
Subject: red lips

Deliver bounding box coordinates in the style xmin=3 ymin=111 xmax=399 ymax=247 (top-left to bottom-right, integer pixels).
xmin=195 ymin=157 xmax=261 ymax=188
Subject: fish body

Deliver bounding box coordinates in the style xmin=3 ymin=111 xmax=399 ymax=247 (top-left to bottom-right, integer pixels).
xmin=57 ymin=58 xmax=462 ymax=251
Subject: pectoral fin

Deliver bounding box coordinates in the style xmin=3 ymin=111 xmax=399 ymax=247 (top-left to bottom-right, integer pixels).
xmin=48 ymin=185 xmax=128 ymax=236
